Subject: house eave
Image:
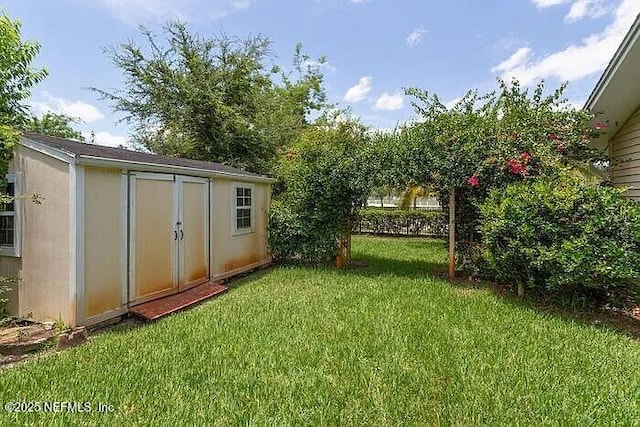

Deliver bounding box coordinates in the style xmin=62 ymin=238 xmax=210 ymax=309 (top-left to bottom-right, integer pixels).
xmin=585 ymin=14 xmax=640 ymax=150
xmin=585 ymin=14 xmax=640 ymax=112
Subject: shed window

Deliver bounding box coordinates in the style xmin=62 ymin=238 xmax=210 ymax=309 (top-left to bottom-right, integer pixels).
xmin=0 ymin=179 xmax=15 ymax=247
xmin=234 ymin=185 xmax=253 ymax=234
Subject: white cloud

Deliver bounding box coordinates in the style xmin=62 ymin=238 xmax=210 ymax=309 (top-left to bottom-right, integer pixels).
xmin=532 ymin=0 xmax=610 ymax=22
xmin=406 ymin=28 xmax=427 ymax=47
xmin=96 ymin=0 xmax=252 ymax=23
xmin=373 ymin=92 xmax=404 ymax=111
xmin=444 ymin=97 xmax=462 ymax=109
xmin=562 ymin=98 xmax=587 ymax=110
xmin=32 ymin=93 xmax=104 ymax=123
xmin=491 ymin=47 xmax=532 ymax=74
xmin=83 ymin=131 xmax=130 ymax=148
xmin=532 ymin=0 xmax=570 ymax=7
xmin=492 ymin=0 xmax=640 ymax=86
xmin=565 ymin=0 xmax=607 ymax=22
xmin=304 ymin=59 xmax=336 ymax=72
xmin=344 ymin=76 xmax=373 ymax=103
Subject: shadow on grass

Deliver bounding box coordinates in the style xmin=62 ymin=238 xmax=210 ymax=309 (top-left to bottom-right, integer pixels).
xmin=340 ymin=255 xmax=447 ymax=280
xmin=346 ymin=250 xmax=640 ymax=341
xmin=95 ymin=248 xmax=640 ymax=342
xmin=451 ymin=274 xmax=640 ymax=342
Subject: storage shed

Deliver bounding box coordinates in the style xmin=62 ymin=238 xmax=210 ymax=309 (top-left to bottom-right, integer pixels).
xmin=0 ymin=132 xmax=274 ymax=326
xmin=586 ymin=13 xmax=640 ymax=201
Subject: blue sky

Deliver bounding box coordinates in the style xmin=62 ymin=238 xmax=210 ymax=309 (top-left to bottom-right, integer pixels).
xmin=3 ymin=0 xmax=639 ymax=146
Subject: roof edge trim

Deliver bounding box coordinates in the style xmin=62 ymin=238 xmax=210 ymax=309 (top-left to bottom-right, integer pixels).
xmin=19 ymin=137 xmax=76 ymax=164
xmin=77 ymin=155 xmax=276 ymax=183
xmin=585 ymin=14 xmax=640 ymax=111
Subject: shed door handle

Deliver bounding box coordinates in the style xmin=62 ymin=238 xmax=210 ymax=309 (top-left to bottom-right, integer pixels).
xmin=174 ymin=230 xmax=178 ymax=241
xmin=180 ymin=230 xmax=184 ymax=240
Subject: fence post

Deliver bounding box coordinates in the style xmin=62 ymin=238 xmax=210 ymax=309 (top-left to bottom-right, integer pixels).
xmin=448 ymin=188 xmax=456 ymax=280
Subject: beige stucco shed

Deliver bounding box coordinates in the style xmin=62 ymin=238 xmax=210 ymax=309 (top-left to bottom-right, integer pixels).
xmin=586 ymin=13 xmax=640 ymax=201
xmin=0 ymin=132 xmax=273 ymax=326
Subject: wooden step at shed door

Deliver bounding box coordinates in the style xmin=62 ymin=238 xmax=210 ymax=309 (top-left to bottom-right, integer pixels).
xmin=129 ymin=173 xmax=178 ymax=304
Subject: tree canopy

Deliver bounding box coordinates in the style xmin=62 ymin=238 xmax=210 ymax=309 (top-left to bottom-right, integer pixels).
xmin=0 ymin=11 xmax=47 ymax=155
xmin=26 ymin=112 xmax=85 ymax=141
xmin=373 ymin=80 xmax=603 ymax=193
xmin=95 ymin=21 xmax=328 ymax=173
xmin=369 ymin=79 xmax=607 ymax=269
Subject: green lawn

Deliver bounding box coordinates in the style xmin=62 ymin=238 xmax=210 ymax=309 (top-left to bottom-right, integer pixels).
xmin=2 ymin=236 xmax=640 ymax=425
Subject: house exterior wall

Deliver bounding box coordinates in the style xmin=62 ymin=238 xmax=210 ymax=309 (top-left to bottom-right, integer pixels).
xmin=13 ymin=146 xmax=71 ymax=323
xmin=611 ymin=105 xmax=640 ymax=200
xmin=210 ymin=179 xmax=271 ymax=280
xmin=82 ymin=166 xmax=126 ymax=324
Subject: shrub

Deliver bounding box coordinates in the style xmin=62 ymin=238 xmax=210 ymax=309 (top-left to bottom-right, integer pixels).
xmin=0 ymin=277 xmax=12 ymax=322
xmin=268 ymin=200 xmax=341 ymax=264
xmin=355 ymin=208 xmax=446 ymax=236
xmin=479 ymin=178 xmax=640 ymax=308
xmin=269 ymin=117 xmax=372 ymax=264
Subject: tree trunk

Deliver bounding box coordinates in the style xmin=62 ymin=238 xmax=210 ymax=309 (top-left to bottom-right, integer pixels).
xmin=448 ymin=188 xmax=456 ymax=281
xmin=518 ymin=282 xmax=525 ymax=298
xmin=346 ymin=220 xmax=352 ymax=265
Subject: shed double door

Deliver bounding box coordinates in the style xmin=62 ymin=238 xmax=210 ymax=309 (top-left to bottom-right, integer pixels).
xmin=129 ymin=173 xmax=209 ymax=305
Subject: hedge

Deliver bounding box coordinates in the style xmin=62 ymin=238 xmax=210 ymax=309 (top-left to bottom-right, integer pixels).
xmin=354 ymin=208 xmax=447 ymax=236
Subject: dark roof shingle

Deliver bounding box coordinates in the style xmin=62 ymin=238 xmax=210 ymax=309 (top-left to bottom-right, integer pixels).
xmin=21 ymin=131 xmax=265 ymax=179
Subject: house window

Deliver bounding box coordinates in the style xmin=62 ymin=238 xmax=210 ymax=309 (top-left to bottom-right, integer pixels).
xmin=234 ymin=184 xmax=253 ymax=234
xmin=0 ymin=177 xmax=15 ymax=248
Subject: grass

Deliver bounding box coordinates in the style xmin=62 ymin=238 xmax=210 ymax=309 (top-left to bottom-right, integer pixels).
xmin=2 ymin=236 xmax=640 ymax=425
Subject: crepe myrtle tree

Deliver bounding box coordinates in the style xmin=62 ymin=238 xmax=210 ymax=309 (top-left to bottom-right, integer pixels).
xmin=373 ymin=79 xmax=607 ymax=273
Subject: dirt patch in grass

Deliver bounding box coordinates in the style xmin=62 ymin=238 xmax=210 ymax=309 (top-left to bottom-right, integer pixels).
xmin=0 ymin=320 xmax=57 ymax=366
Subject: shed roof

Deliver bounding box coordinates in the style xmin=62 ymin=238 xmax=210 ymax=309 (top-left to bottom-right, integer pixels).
xmin=585 ymin=13 xmax=640 ymax=149
xmin=20 ymin=132 xmax=274 ymax=183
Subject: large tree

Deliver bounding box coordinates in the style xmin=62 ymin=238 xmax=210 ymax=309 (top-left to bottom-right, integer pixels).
xmin=0 ymin=11 xmax=47 ymax=156
xmin=95 ymin=21 xmax=327 ymax=173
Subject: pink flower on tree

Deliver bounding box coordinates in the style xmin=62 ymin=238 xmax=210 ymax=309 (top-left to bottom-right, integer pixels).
xmin=594 ymin=121 xmax=609 ymax=131
xmin=507 ymin=158 xmax=524 ymax=174
xmin=467 ymin=175 xmax=480 ymax=187
xmin=520 ymin=151 xmax=532 ymax=164
xmin=507 ymin=157 xmax=531 ymax=176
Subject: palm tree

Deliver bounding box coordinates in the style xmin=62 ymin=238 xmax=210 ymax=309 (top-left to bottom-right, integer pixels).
xmin=398 ymin=185 xmax=433 ymax=210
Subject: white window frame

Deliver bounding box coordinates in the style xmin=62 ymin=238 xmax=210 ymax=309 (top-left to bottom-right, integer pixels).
xmin=232 ymin=182 xmax=255 ymax=236
xmin=0 ymin=173 xmax=19 ymax=257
